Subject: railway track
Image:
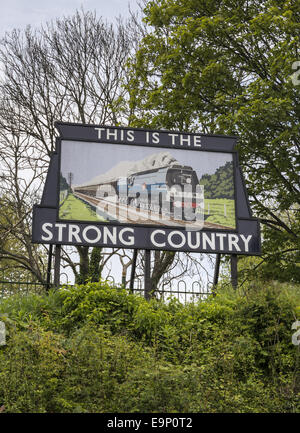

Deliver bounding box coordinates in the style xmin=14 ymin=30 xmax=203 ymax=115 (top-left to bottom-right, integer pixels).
xmin=74 ymin=192 xmax=169 ymax=226
xmin=74 ymin=192 xmax=233 ymax=230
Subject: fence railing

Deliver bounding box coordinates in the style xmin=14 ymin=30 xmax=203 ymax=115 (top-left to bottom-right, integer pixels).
xmin=0 ymin=280 xmax=47 ymax=298
xmin=129 ymin=278 xmax=211 ymax=302
xmin=0 ymin=273 xmax=211 ymax=303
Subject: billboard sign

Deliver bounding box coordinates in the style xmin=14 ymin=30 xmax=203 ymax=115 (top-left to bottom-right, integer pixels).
xmin=32 ymin=123 xmax=261 ymax=255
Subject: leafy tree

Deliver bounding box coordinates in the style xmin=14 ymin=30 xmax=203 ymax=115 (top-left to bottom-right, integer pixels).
xmin=0 ymin=196 xmax=45 ymax=283
xmin=59 ymin=174 xmax=70 ymax=192
xmin=199 ymin=161 xmax=235 ymax=199
xmin=0 ymin=10 xmax=141 ymax=284
xmin=0 ymin=125 xmax=46 ymax=284
xmin=129 ymin=0 xmax=300 ymax=282
xmin=0 ymin=9 xmax=179 ymax=291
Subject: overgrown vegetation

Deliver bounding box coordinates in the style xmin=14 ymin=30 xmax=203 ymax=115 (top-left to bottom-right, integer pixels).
xmin=0 ymin=280 xmax=299 ymax=413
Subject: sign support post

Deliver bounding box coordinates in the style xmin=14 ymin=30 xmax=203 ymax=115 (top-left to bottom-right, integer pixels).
xmin=54 ymin=244 xmax=61 ymax=289
xmin=144 ymin=249 xmax=151 ymax=300
xmin=129 ymin=249 xmax=138 ymax=293
xmin=46 ymin=244 xmax=53 ymax=290
xmin=230 ymin=254 xmax=238 ymax=290
xmin=212 ymin=253 xmax=221 ymax=296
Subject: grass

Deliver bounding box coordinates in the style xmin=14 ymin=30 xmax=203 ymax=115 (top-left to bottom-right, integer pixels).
xmin=204 ymin=198 xmax=236 ymax=228
xmin=58 ymin=193 xmax=235 ymax=227
xmin=59 ymin=193 xmax=106 ymax=222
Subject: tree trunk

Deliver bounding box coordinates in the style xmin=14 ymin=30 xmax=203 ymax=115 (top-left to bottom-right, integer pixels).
xmin=149 ymin=250 xmax=176 ymax=298
xmin=76 ymin=246 xmax=90 ymax=284
xmin=75 ymin=246 xmax=103 ymax=284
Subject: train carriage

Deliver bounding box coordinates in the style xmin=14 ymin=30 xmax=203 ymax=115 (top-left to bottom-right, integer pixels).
xmin=73 ymin=161 xmax=200 ymax=221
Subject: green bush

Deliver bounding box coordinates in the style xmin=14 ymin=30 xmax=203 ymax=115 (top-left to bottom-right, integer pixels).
xmin=0 ymin=325 xmax=66 ymax=413
xmin=0 ymin=280 xmax=299 ymax=412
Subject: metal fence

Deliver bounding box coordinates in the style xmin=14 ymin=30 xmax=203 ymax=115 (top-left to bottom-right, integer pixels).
xmin=0 ymin=272 xmax=211 ymax=303
xmin=0 ymin=279 xmax=47 ymax=298
xmin=0 ymin=271 xmax=66 ymax=299
xmin=129 ymin=278 xmax=211 ymax=303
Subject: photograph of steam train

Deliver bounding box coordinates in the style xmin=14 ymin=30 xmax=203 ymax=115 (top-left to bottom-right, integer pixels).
xmin=59 ymin=141 xmax=236 ymax=229
xmin=74 ymin=160 xmax=200 ymax=219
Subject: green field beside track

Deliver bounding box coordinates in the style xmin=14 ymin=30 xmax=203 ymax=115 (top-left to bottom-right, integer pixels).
xmin=204 ymin=198 xmax=236 ymax=229
xmin=59 ymin=193 xmax=235 ymax=227
xmin=59 ymin=193 xmax=106 ymax=222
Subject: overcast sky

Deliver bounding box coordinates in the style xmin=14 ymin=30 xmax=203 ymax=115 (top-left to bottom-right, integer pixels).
xmin=0 ymin=0 xmax=139 ymax=36
xmin=61 ymin=141 xmax=233 ymax=186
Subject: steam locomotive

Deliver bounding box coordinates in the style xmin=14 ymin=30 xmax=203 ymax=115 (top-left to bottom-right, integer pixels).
xmin=73 ymin=163 xmax=200 ymax=220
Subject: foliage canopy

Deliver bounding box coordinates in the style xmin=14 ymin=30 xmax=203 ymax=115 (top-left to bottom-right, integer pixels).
xmin=128 ymin=0 xmax=300 ymax=281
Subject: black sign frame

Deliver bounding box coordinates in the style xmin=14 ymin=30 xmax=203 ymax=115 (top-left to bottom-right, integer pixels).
xmin=32 ymin=122 xmax=261 ymax=256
